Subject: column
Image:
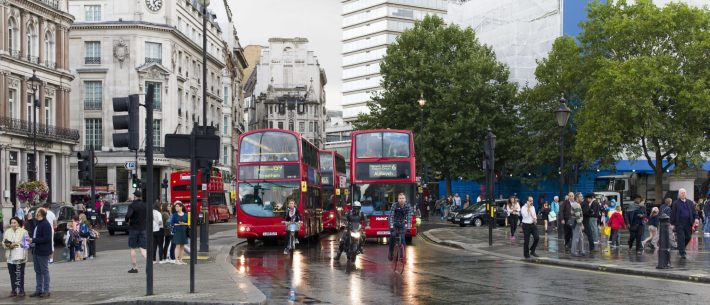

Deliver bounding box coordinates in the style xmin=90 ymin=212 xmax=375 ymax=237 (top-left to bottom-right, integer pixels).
xmin=55 ymin=29 xmax=61 ymax=69
xmin=63 ymin=28 xmax=69 ymax=70
xmin=38 ymin=19 xmax=45 ymax=63
xmin=20 ymin=79 xmax=27 ymax=120
xmin=0 ymin=73 xmax=6 ymax=117
xmin=55 ymin=87 xmax=62 ymax=128
xmin=0 ymin=7 xmax=5 ymax=51
xmin=39 ymin=83 xmax=45 ymax=126
xmin=19 ymin=13 xmax=26 ymax=57
xmin=63 ymin=89 xmax=70 ymax=129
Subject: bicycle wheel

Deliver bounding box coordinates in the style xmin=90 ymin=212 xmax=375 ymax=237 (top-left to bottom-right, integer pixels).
xmin=395 ymin=244 xmax=405 ymax=274
xmin=391 ymin=243 xmax=401 ymax=272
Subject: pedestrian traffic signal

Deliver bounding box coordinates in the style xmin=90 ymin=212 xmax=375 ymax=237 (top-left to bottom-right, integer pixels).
xmin=112 ymin=94 xmax=140 ymax=150
xmin=77 ymin=150 xmax=93 ymax=184
xmin=131 ymin=174 xmax=142 ymax=189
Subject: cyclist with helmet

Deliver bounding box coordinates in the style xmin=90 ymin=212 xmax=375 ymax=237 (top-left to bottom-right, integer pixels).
xmin=389 ymin=193 xmax=412 ymax=261
xmin=335 ymin=201 xmax=369 ymax=260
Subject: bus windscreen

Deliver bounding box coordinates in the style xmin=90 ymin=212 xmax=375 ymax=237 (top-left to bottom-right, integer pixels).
xmin=239 ymin=132 xmax=298 ymax=162
xmin=355 ymin=132 xmax=410 ymax=158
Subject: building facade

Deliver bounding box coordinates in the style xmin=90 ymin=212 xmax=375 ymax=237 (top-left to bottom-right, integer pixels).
xmin=0 ymin=0 xmax=78 ymax=215
xmin=340 ymin=0 xmax=447 ymax=121
xmin=246 ymin=38 xmax=327 ymax=147
xmin=67 ymin=0 xmax=239 ymax=202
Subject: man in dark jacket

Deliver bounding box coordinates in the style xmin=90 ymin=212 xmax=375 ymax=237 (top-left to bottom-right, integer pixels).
xmin=29 ymin=208 xmax=52 ymax=298
xmin=559 ymin=192 xmax=574 ymax=251
xmin=671 ymin=188 xmax=700 ymax=259
xmin=582 ymin=194 xmax=601 ymax=252
xmin=126 ymin=190 xmax=147 ymax=273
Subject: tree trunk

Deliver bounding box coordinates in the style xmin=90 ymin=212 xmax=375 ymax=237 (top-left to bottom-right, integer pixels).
xmin=654 ymin=158 xmax=664 ymax=204
xmin=445 ymin=174 xmax=452 ymax=197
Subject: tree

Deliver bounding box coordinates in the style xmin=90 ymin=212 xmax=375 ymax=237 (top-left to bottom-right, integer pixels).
xmin=513 ymin=36 xmax=587 ymax=187
xmin=354 ymin=16 xmax=517 ymax=194
xmin=574 ymin=0 xmax=710 ymax=202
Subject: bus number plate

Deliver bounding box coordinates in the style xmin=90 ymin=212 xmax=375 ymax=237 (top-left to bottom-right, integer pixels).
xmin=263 ymin=232 xmax=277 ymax=236
xmin=377 ymin=231 xmax=390 ymax=236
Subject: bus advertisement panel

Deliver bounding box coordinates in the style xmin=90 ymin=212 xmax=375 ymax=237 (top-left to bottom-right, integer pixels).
xmin=236 ymin=129 xmax=322 ymax=244
xmin=350 ymin=130 xmax=418 ymax=239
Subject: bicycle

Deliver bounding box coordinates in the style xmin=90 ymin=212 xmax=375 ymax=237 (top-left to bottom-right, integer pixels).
xmin=391 ymin=227 xmax=406 ymax=273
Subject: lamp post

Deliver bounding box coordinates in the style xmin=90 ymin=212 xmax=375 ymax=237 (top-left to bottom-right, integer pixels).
xmin=199 ymin=0 xmax=210 ymax=255
xmin=485 ymin=128 xmax=496 ymax=246
xmin=28 ymin=70 xmax=41 ymax=181
xmin=554 ymin=93 xmax=571 ymax=238
xmin=417 ymin=93 xmax=426 ymax=184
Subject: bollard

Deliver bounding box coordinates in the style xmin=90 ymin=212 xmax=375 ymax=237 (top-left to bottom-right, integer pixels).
xmin=656 ymin=213 xmax=671 ymax=269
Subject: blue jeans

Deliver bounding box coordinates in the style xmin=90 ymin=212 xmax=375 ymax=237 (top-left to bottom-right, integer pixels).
xmin=169 ymin=242 xmax=176 ymax=260
xmin=33 ymin=255 xmax=50 ymax=293
xmin=388 ymin=224 xmax=406 ymax=257
xmin=704 ymin=216 xmax=710 ymax=233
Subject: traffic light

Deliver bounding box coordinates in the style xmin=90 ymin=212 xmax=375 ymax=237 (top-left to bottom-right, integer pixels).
xmin=131 ymin=174 xmax=142 ymax=189
xmin=112 ymin=94 xmax=140 ymax=150
xmin=77 ymin=150 xmax=93 ymax=184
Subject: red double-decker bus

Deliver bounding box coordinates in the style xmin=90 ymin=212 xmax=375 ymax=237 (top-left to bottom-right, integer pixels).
xmin=319 ymin=150 xmax=347 ymax=231
xmin=350 ymin=130 xmax=418 ymax=241
xmin=169 ymin=170 xmax=231 ymax=223
xmin=236 ymin=129 xmax=322 ymax=245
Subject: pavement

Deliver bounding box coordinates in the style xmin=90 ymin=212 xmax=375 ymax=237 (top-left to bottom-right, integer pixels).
xmin=0 ymin=224 xmax=267 ymax=305
xmin=423 ymin=221 xmax=710 ymax=284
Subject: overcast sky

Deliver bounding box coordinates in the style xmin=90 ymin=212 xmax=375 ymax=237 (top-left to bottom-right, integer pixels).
xmin=230 ymin=0 xmax=343 ymax=110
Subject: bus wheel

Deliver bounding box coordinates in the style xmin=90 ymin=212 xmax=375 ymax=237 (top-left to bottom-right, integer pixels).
xmin=247 ymin=238 xmax=256 ymax=246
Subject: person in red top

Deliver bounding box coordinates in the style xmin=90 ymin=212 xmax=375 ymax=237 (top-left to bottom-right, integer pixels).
xmin=608 ymin=205 xmax=626 ymax=248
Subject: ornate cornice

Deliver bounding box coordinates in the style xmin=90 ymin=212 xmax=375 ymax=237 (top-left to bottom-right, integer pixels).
xmin=7 ymin=0 xmax=75 ymax=23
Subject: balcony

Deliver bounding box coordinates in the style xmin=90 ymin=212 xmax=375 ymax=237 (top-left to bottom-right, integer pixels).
xmin=44 ymin=61 xmax=56 ymax=69
xmin=9 ymin=49 xmax=21 ymax=59
xmin=85 ymin=57 xmax=101 ymax=64
xmin=0 ymin=116 xmax=80 ymax=143
xmin=27 ymin=55 xmax=39 ymax=64
xmin=145 ymin=57 xmax=162 ymax=65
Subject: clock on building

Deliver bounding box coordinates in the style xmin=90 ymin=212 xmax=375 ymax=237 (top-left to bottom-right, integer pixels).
xmin=146 ymin=0 xmax=163 ymax=12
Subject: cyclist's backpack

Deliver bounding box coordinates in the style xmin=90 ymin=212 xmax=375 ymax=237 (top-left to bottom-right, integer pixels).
xmin=79 ymin=223 xmax=90 ymax=238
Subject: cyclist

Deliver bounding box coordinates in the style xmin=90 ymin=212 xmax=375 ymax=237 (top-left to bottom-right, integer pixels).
xmin=388 ymin=193 xmax=412 ymax=261
xmin=282 ymin=199 xmax=302 ymax=254
xmin=335 ymin=201 xmax=369 ymax=260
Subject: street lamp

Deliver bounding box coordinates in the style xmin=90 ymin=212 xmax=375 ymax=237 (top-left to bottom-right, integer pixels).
xmin=554 ymin=93 xmax=571 ymax=238
xmin=417 ymin=93 xmax=426 ymax=183
xmin=28 ymin=70 xmax=41 ymax=181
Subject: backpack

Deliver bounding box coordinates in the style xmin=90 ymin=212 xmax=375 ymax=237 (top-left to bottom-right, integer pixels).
xmin=79 ymin=223 xmax=90 ymax=238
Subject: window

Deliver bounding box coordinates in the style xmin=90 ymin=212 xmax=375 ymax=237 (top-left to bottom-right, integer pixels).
xmin=84 ymin=81 xmax=102 ymax=110
xmin=26 ymin=22 xmax=38 ymax=62
xmin=177 ymin=17 xmax=183 ymax=32
xmin=44 ymin=31 xmax=54 ymax=67
xmin=85 ymin=118 xmax=102 ymax=150
xmin=145 ymin=82 xmax=161 ymax=110
xmin=223 ymin=146 xmax=228 ymax=164
xmin=84 ymin=41 xmax=101 ymax=64
xmin=239 ymin=131 xmax=298 ymax=162
xmin=223 ymin=115 xmax=228 ymax=135
xmin=85 ymin=5 xmax=101 ymax=21
xmin=277 ymin=121 xmax=283 ymax=129
xmin=288 ymin=121 xmax=294 ymax=131
xmin=178 ymin=88 xmax=183 ymax=111
xmin=8 ymin=18 xmax=18 ymax=53
xmin=269 ymin=121 xmax=273 ymax=129
xmin=44 ymin=97 xmax=52 ymax=126
xmin=8 ymin=89 xmax=17 ymax=119
xmin=153 ymin=119 xmax=161 ymax=147
xmin=145 ymin=42 xmax=162 ymax=64
xmin=299 ymin=122 xmax=305 ymax=133
xmin=26 ymin=94 xmax=33 ymax=122
xmin=309 ymin=122 xmax=313 ymax=132
xmin=315 ymin=122 xmax=319 ymax=134
xmin=9 ymin=151 xmax=18 ymax=166
xmin=355 ymin=132 xmax=410 ymax=158
xmin=223 ymin=86 xmax=229 ymax=104
xmin=283 ymin=65 xmax=293 ymax=87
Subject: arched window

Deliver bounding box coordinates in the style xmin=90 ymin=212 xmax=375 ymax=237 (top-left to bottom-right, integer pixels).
xmin=44 ymin=31 xmax=55 ymax=67
xmin=26 ymin=22 xmax=38 ymax=62
xmin=8 ymin=17 xmax=18 ymax=54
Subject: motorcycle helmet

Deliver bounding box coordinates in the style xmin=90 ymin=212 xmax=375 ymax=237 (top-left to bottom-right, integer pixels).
xmin=352 ymin=201 xmax=362 ymax=213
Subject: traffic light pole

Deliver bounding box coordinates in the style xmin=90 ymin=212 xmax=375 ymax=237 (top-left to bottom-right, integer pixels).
xmin=145 ymin=84 xmax=155 ymax=296
xmin=189 ymin=123 xmax=198 ymax=293
xmin=90 ymin=145 xmax=96 ymax=215
xmin=199 ymin=2 xmax=210 ymax=254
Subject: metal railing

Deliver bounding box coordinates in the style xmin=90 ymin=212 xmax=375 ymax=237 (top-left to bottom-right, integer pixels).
xmin=37 ymin=0 xmax=60 ymax=10
xmin=0 ymin=116 xmax=80 ymax=142
xmin=9 ymin=49 xmax=21 ymax=59
xmin=84 ymin=100 xmax=102 ymax=110
xmin=44 ymin=61 xmax=56 ymax=69
xmin=145 ymin=57 xmax=162 ymax=64
xmin=85 ymin=57 xmax=101 ymax=64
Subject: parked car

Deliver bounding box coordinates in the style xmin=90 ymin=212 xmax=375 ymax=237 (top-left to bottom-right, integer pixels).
xmin=446 ymin=206 xmax=465 ymax=223
xmin=28 ymin=203 xmax=78 ymax=246
xmin=493 ymin=199 xmax=509 ymax=226
xmin=107 ymin=202 xmax=131 ymax=236
xmin=455 ymin=204 xmax=488 ymax=227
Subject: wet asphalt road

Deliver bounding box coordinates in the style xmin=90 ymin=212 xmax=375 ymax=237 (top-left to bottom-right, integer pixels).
xmin=232 ymin=223 xmax=710 ymax=305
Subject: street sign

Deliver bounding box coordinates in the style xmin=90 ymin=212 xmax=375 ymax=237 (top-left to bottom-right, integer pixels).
xmin=125 ymin=161 xmax=136 ymax=170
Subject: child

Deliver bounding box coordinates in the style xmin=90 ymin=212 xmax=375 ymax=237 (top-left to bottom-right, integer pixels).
xmin=608 ymin=205 xmax=625 ymax=248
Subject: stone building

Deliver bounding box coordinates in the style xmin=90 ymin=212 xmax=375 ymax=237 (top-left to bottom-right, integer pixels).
xmin=67 ymin=0 xmax=244 ymax=202
xmin=245 ymin=38 xmax=327 ymax=148
xmin=0 ymin=0 xmax=78 ymax=216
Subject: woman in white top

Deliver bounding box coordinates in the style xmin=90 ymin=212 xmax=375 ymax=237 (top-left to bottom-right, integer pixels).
xmin=4 ymin=217 xmax=29 ymax=297
xmin=506 ymin=196 xmax=521 ymax=240
xmin=521 ymin=197 xmax=540 ymax=258
xmin=152 ymin=202 xmax=164 ymax=262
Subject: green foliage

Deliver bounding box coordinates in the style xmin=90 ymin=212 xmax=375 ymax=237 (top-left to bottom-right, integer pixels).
xmin=354 ymin=16 xmax=517 ymax=182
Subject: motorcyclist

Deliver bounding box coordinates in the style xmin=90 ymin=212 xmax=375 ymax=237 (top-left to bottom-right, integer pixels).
xmin=282 ymin=199 xmax=302 ymax=255
xmin=335 ymin=201 xmax=369 ymax=260
xmin=389 ymin=193 xmax=412 ymax=261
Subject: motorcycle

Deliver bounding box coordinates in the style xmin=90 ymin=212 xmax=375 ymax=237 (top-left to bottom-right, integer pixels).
xmin=346 ymin=223 xmax=363 ymax=261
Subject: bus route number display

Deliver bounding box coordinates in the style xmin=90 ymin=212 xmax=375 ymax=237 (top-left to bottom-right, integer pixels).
xmin=239 ymin=164 xmax=299 ymax=180
xmin=369 ymin=164 xmax=398 ymax=178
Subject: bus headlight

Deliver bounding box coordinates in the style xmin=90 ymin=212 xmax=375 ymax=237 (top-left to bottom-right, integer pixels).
xmin=350 ymin=232 xmax=361 ymax=239
xmin=329 ymin=213 xmax=335 ymax=219
xmin=239 ymin=225 xmax=246 ymax=232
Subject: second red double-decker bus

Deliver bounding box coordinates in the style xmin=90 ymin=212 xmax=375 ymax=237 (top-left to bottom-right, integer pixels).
xmin=236 ymin=129 xmax=322 ymax=245
xmin=319 ymin=150 xmax=347 ymax=231
xmin=350 ymin=129 xmax=418 ymax=241
xmin=169 ymin=170 xmax=231 ymax=223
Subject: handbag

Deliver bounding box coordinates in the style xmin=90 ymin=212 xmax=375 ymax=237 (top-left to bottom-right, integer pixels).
xmin=602 ymin=225 xmax=611 ymax=236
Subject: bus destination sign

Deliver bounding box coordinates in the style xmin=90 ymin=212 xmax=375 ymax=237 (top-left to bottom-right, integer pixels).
xmin=369 ymin=164 xmax=398 ymax=178
xmin=239 ymin=164 xmax=299 ymax=180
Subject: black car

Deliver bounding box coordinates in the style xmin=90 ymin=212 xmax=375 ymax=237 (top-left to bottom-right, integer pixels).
xmin=493 ymin=199 xmax=509 ymax=226
xmin=446 ymin=205 xmax=466 ymax=223
xmin=107 ymin=202 xmax=131 ymax=235
xmin=455 ymin=204 xmax=488 ymax=227
xmin=28 ymin=203 xmax=78 ymax=246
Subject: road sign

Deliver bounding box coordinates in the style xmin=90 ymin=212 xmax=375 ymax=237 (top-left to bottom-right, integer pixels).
xmin=125 ymin=161 xmax=136 ymax=170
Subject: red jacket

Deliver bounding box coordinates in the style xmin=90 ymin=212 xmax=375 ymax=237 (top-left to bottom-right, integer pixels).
xmin=609 ymin=212 xmax=625 ymax=230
